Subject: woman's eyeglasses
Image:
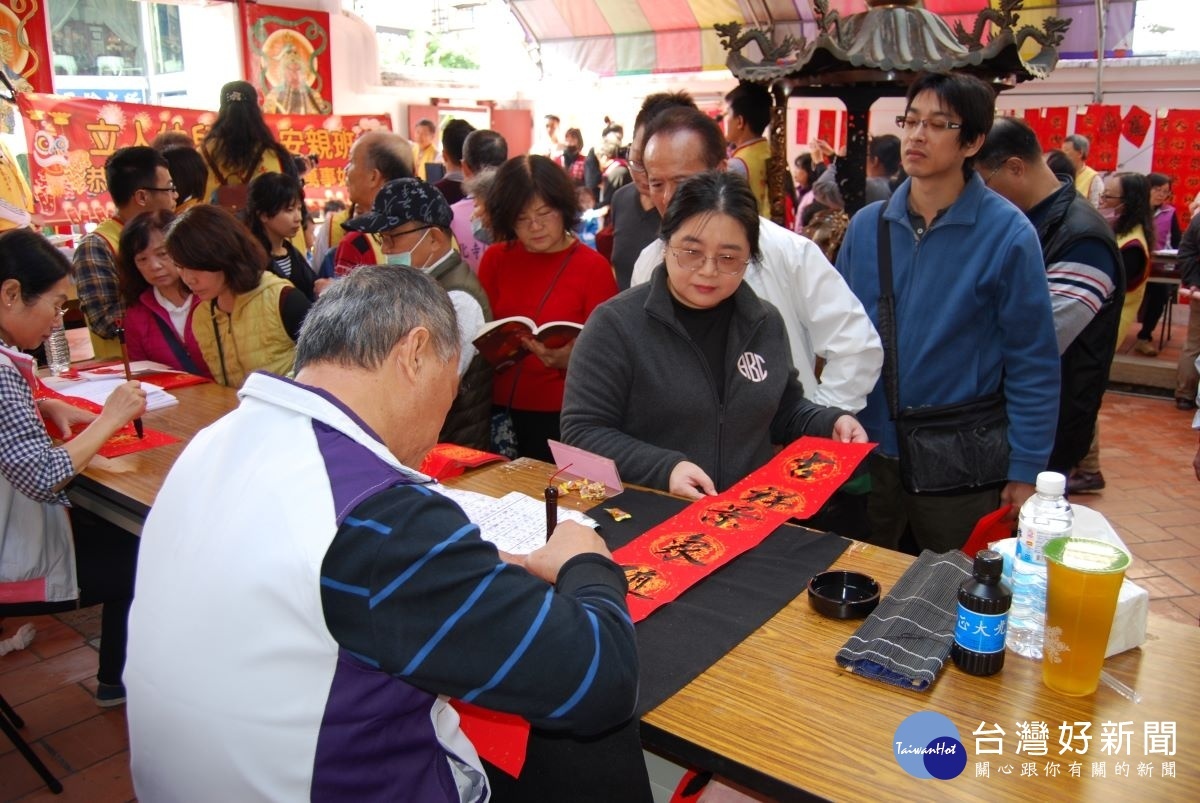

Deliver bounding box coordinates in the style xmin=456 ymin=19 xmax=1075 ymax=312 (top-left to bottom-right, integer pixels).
xmin=668 ymin=247 xmax=749 ymax=277
xmin=515 ymin=208 xmax=559 ymax=230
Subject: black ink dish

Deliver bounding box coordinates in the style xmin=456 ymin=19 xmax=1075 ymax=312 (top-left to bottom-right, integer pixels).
xmin=807 ymin=571 xmax=881 ymax=619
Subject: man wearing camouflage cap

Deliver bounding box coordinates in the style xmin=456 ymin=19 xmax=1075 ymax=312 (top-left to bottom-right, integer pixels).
xmin=345 ymin=178 xmax=494 ymax=450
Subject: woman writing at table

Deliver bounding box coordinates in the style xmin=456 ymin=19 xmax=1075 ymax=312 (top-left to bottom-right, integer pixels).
xmin=0 ymin=229 xmax=146 ymax=707
xmin=562 ymin=171 xmax=867 ymax=498
xmin=165 ymin=205 xmax=310 ymax=388
xmin=116 ymin=210 xmax=210 ymax=377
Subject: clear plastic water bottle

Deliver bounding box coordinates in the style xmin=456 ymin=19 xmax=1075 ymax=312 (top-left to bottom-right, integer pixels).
xmin=1006 ymin=471 xmax=1073 ymax=660
xmin=45 ymin=317 xmax=71 ymax=377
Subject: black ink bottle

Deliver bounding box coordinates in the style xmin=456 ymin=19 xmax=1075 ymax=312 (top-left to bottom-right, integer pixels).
xmin=951 ymin=550 xmax=1012 ymax=677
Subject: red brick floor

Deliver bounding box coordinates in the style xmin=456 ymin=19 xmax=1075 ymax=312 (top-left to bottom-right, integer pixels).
xmin=0 ymin=607 xmax=135 ymax=802
xmin=1 ymin=396 xmax=1197 ymax=801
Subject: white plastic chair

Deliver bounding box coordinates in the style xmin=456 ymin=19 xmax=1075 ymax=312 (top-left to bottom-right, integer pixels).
xmin=96 ymin=56 xmax=124 ymax=76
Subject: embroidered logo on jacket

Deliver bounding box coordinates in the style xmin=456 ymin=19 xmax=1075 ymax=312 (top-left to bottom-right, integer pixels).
xmin=736 ymin=352 xmax=768 ymax=382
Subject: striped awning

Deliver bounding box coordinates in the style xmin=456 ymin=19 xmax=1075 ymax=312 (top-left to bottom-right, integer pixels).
xmin=504 ymin=1 xmax=1136 ymax=77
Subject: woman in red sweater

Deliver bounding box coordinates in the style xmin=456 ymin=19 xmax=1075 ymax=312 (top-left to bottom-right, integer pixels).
xmin=116 ymin=211 xmax=210 ymax=377
xmin=479 ymin=155 xmax=618 ymax=460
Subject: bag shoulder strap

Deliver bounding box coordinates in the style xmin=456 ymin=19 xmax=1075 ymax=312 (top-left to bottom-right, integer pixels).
xmin=149 ymin=312 xmax=202 ymax=375
xmin=200 ymin=146 xmax=228 ymax=186
xmin=876 ymin=208 xmax=901 ymax=420
xmin=210 ymin=300 xmax=229 ymax=386
xmin=503 ymin=242 xmax=579 ymax=412
xmin=533 ymin=241 xmax=578 ymax=318
xmin=875 ymin=209 xmax=1005 ymax=418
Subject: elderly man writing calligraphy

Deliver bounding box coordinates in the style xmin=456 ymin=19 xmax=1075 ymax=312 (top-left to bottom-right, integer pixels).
xmin=125 ymin=268 xmax=638 ymax=801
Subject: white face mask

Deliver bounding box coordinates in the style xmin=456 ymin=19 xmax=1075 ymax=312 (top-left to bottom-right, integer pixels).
xmin=384 ymin=227 xmax=431 ymax=268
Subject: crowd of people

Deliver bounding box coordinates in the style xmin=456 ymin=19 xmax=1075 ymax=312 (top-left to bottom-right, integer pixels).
xmin=2 ymin=72 xmax=1200 ymax=802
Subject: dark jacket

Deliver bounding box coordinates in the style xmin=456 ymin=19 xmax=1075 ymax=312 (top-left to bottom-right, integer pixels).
xmin=561 ymin=265 xmax=846 ymax=492
xmin=428 ymin=251 xmax=494 ymax=451
xmin=1036 ymin=180 xmax=1124 ymax=473
xmin=267 ymin=240 xmax=319 ymax=302
xmin=1179 ymin=213 xmax=1200 ymax=289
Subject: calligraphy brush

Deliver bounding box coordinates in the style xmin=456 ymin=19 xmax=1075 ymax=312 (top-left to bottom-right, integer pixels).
xmin=545 ymin=464 xmax=574 ymax=541
xmin=114 ymin=323 xmax=144 ymax=439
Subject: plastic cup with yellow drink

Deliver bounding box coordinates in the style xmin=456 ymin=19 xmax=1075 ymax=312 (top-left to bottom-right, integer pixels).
xmin=1041 ymin=537 xmax=1131 ymax=696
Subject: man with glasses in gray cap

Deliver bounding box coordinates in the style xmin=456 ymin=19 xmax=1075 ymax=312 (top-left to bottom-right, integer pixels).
xmin=345 ymin=178 xmax=493 ymax=450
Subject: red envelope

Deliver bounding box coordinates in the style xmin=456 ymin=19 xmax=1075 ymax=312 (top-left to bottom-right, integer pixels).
xmin=450 ymin=700 xmax=530 ymax=778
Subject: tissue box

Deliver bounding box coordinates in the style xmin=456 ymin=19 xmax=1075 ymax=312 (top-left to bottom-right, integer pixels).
xmin=990 ymin=504 xmax=1148 ymax=658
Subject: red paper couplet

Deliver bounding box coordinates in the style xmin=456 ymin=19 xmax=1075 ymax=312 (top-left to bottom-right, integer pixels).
xmin=613 ymin=436 xmax=874 ymax=622
xmin=1022 ymin=107 xmax=1068 ymax=152
xmin=1072 ymin=105 xmax=1121 ymax=171
xmin=34 ymin=385 xmax=179 ymax=457
xmin=454 ymin=436 xmax=873 ymax=778
xmin=1121 ymin=106 xmax=1151 ymax=149
xmin=1151 ymin=110 xmax=1200 ymax=231
xmin=419 ymin=443 xmax=507 ymax=480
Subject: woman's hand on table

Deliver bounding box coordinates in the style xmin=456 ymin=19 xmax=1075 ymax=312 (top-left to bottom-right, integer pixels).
xmin=831 ymin=414 xmax=868 ymax=443
xmin=669 ymin=461 xmax=717 ymax=500
xmin=525 ymin=521 xmax=613 ymax=585
xmin=522 ymin=336 xmax=574 ymax=370
xmin=38 ymin=398 xmax=96 ymax=436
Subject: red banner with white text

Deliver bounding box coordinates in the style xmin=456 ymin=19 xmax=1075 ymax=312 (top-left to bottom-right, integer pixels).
xmin=15 ymin=92 xmax=389 ymax=224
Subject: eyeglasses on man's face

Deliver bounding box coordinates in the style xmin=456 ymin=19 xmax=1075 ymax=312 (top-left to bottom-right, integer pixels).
xmin=895 ymin=115 xmax=963 ymax=134
xmin=667 ymin=246 xmax=749 ymax=277
xmin=1099 ymin=192 xmax=1124 ymax=202
xmin=140 ymin=183 xmax=178 ymax=195
xmin=380 ymin=225 xmax=433 ymax=251
xmin=982 ymin=158 xmax=1016 ymax=187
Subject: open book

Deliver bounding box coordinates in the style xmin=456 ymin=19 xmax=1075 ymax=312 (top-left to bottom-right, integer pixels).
xmin=472 ymin=316 xmax=583 ymax=372
xmin=435 ymin=488 xmax=599 ymax=555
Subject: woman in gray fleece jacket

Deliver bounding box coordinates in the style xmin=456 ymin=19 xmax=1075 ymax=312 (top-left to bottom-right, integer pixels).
xmin=561 ymin=171 xmax=866 ymax=498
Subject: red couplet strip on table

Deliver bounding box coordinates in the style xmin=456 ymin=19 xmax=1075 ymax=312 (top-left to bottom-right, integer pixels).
xmin=69 ymin=361 xmax=211 ymax=390
xmin=613 ymin=436 xmax=875 ymax=622
xmin=455 ymin=436 xmax=873 ymax=779
xmin=34 ymin=385 xmax=179 ymax=457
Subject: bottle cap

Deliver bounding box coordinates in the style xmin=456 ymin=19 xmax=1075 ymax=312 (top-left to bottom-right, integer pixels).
xmin=1035 ymin=471 xmax=1066 ymax=496
xmin=972 ymin=549 xmax=1003 ymax=581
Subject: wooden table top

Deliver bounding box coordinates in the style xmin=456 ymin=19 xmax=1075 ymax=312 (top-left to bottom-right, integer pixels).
xmin=75 ymin=395 xmax=1198 ymax=802
xmin=73 ymin=381 xmax=239 ymax=518
xmin=452 ymin=459 xmax=1200 ymax=802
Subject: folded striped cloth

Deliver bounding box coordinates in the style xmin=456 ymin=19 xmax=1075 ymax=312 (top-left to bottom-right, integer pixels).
xmin=835 ymin=550 xmax=972 ymax=690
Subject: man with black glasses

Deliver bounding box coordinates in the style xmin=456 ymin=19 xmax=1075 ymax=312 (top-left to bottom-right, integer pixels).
xmin=72 ymin=146 xmax=177 ymax=358
xmin=836 ymin=73 xmax=1060 ymax=553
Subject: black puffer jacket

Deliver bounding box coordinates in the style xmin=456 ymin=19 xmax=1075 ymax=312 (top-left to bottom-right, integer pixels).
xmin=562 ymin=265 xmax=846 ymax=492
